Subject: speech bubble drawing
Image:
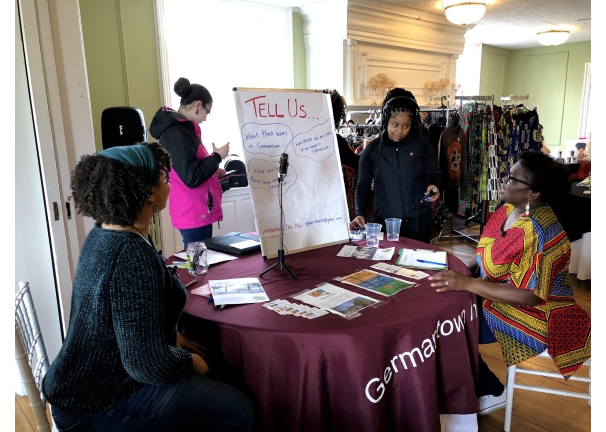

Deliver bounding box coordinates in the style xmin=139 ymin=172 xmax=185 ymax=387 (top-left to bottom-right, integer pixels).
xmin=241 ymin=122 xmax=293 ymax=157
xmin=247 ymin=158 xmax=297 ymax=196
xmin=291 ymin=119 xmax=335 ymax=162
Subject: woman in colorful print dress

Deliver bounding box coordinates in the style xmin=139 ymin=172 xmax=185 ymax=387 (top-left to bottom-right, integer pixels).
xmin=428 ymin=151 xmax=591 ymax=415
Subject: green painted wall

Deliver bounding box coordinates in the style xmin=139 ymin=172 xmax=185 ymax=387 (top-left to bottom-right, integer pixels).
xmin=479 ymin=45 xmax=510 ymax=98
xmin=292 ymin=11 xmax=307 ymax=89
xmin=80 ymin=4 xmax=306 ymax=148
xmin=507 ymin=42 xmax=590 ymax=149
xmin=481 ymin=41 xmax=590 ymax=150
xmin=79 ymin=0 xmax=161 ymax=152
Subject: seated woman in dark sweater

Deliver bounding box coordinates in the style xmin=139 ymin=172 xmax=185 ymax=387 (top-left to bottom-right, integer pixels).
xmin=42 ymin=143 xmax=254 ymax=432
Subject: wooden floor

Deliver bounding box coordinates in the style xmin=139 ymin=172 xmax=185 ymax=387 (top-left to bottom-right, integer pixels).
xmin=16 ymin=219 xmax=591 ymax=432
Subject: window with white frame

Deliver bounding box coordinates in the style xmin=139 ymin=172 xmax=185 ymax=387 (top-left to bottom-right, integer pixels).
xmin=157 ymin=0 xmax=294 ymax=158
xmin=579 ymin=62 xmax=591 ymax=139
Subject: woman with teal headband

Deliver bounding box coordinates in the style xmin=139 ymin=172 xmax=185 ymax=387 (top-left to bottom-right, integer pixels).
xmin=42 ymin=142 xmax=254 ymax=432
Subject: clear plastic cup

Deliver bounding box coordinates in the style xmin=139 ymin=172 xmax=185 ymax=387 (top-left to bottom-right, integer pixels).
xmin=365 ymin=223 xmax=382 ymax=248
xmin=186 ymin=241 xmax=208 ymax=276
xmin=385 ymin=218 xmax=402 ymax=241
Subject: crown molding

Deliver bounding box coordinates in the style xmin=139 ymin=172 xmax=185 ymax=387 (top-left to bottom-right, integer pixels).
xmin=348 ymin=0 xmax=469 ymax=56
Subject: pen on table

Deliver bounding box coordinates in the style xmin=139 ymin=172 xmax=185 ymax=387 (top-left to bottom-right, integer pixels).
xmin=184 ymin=280 xmax=196 ymax=288
xmin=416 ymin=259 xmax=447 ymax=267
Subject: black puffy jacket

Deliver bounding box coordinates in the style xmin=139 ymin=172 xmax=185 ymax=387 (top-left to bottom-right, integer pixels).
xmin=355 ymin=131 xmax=440 ymax=220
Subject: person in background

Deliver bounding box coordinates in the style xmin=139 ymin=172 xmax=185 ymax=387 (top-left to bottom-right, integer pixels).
xmin=150 ymin=77 xmax=230 ymax=250
xmin=429 ymin=151 xmax=591 ymax=415
xmin=330 ymin=89 xmax=360 ymax=174
xmin=536 ymin=123 xmax=551 ymax=155
xmin=350 ymin=88 xmax=440 ymax=243
xmin=42 ymin=143 xmax=254 ymax=432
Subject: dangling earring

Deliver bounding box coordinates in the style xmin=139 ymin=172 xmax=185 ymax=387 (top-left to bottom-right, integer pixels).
xmin=523 ymin=200 xmax=530 ymax=217
xmin=195 ymin=108 xmax=199 ymax=114
xmin=151 ymin=202 xmax=159 ymax=215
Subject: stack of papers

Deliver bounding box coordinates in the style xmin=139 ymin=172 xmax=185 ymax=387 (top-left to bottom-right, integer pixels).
xmin=207 ymin=278 xmax=269 ymax=306
xmin=396 ymin=248 xmax=448 ymax=270
xmin=263 ymin=299 xmax=328 ymax=319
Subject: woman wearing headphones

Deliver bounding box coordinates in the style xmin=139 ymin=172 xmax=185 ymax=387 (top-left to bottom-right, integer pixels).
xmin=350 ymin=88 xmax=440 ymax=243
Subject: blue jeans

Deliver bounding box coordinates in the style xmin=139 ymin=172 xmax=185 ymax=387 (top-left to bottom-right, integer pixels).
xmin=180 ymin=225 xmax=213 ymax=251
xmin=50 ymin=375 xmax=254 ymax=432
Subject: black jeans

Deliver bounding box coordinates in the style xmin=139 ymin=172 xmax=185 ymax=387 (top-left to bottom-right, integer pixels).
xmin=399 ymin=209 xmax=433 ymax=243
xmin=50 ymin=375 xmax=254 ymax=432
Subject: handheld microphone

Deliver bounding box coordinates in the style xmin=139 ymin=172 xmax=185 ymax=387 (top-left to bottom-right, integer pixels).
xmin=279 ymin=153 xmax=289 ymax=177
xmin=421 ymin=187 xmax=438 ymax=203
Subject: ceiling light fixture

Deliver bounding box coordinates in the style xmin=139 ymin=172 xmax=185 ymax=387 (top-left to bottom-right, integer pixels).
xmin=536 ymin=29 xmax=571 ymax=46
xmin=442 ymin=1 xmax=489 ymax=26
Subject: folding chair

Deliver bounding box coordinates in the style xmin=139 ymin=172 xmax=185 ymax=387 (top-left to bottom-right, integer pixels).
xmin=503 ymin=350 xmax=591 ymax=432
xmin=15 ymin=280 xmax=54 ymax=432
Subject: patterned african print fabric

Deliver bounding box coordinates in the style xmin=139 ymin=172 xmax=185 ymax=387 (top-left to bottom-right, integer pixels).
xmin=477 ymin=203 xmax=591 ymax=378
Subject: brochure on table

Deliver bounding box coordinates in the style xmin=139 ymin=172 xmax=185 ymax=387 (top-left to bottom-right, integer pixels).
xmin=208 ymin=278 xmax=269 ymax=306
xmin=335 ymin=270 xmax=417 ymax=297
xmin=336 ymin=245 xmax=394 ymax=260
xmin=396 ymin=248 xmax=448 ymax=270
xmin=370 ymin=262 xmax=430 ymax=280
xmin=292 ymin=283 xmax=382 ymax=319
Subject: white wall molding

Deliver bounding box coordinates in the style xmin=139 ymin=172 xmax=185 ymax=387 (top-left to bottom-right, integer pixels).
xmin=347 ymin=0 xmax=468 ymax=56
xmin=296 ymin=0 xmax=347 ymax=90
xmin=345 ymin=0 xmax=467 ymax=106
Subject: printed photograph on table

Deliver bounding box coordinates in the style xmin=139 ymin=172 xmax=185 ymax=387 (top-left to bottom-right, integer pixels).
xmin=208 ymin=277 xmax=269 ymax=306
xmin=333 ymin=296 xmax=378 ymax=317
xmin=292 ymin=283 xmax=382 ymax=319
xmin=336 ymin=269 xmax=417 ymax=296
xmin=336 ymin=245 xmax=395 ymax=260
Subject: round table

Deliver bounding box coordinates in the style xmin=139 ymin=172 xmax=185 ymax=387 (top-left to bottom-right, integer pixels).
xmin=177 ymin=237 xmax=479 ymax=432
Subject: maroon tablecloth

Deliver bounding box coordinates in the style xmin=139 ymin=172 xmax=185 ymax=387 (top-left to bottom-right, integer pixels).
xmin=178 ymin=237 xmax=479 ymax=432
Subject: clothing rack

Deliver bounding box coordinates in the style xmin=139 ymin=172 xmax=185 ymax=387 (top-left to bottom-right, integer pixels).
xmin=438 ymin=95 xmax=494 ymax=243
xmin=420 ymin=96 xmax=458 ymax=127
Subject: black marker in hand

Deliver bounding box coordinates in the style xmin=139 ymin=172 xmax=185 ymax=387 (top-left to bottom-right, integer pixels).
xmin=421 ymin=187 xmax=438 ymax=203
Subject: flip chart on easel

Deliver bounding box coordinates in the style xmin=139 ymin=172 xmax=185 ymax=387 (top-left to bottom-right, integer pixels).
xmin=233 ymin=88 xmax=350 ymax=259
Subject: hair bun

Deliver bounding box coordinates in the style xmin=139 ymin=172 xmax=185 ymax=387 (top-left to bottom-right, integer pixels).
xmin=174 ymin=77 xmax=192 ymax=98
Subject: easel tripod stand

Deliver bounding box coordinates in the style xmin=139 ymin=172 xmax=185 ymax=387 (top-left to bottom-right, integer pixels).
xmin=260 ymin=153 xmax=297 ymax=281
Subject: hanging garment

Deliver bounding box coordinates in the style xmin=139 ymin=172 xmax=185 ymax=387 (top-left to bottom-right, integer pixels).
xmin=438 ymin=124 xmax=467 ymax=191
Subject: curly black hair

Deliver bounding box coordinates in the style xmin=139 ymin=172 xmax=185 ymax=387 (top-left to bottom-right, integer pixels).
xmin=329 ymin=89 xmax=347 ymax=129
xmin=70 ymin=142 xmax=171 ymax=226
xmin=518 ymin=150 xmax=571 ymax=207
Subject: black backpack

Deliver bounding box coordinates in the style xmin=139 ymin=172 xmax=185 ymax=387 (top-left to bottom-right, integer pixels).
xmin=224 ymin=154 xmax=248 ymax=188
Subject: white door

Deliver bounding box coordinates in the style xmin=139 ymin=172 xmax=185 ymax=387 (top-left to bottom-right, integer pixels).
xmin=15 ymin=0 xmax=70 ymax=362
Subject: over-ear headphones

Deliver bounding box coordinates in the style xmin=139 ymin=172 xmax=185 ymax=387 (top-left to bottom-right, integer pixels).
xmin=381 ymin=96 xmax=421 ymax=131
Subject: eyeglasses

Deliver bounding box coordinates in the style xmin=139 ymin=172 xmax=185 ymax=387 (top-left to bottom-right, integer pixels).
xmin=203 ymin=105 xmax=211 ymax=116
xmin=503 ymin=169 xmax=533 ymax=188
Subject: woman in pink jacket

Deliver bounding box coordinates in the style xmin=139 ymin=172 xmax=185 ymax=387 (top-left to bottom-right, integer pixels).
xmin=150 ymin=77 xmax=230 ymax=250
